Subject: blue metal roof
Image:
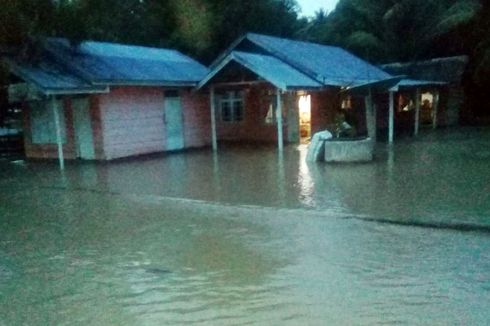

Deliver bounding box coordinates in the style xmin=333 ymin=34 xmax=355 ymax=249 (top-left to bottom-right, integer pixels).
xmin=45 ymin=38 xmax=209 ymax=86
xmin=6 ymin=57 xmax=108 ymax=95
xmin=394 ymin=79 xmax=447 ymax=88
xmin=246 ymin=33 xmax=392 ymax=86
xmin=198 ymin=51 xmax=322 ymax=90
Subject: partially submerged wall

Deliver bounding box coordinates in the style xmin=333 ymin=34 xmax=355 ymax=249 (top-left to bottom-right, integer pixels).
xmin=324 ymin=138 xmax=374 ymax=163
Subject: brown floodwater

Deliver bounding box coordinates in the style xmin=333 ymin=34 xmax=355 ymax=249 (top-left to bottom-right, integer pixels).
xmin=0 ymin=127 xmax=489 ymax=325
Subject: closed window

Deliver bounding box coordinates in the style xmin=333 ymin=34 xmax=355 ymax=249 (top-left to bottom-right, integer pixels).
xmin=220 ymin=91 xmax=244 ymax=122
xmin=30 ymin=100 xmax=66 ymax=144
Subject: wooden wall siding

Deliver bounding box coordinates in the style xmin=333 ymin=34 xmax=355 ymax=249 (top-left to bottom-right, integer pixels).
xmin=99 ymin=87 xmax=166 ymax=160
xmin=445 ymin=86 xmax=462 ymax=126
xmin=23 ymin=98 xmax=77 ymax=160
xmin=216 ymin=86 xmax=285 ymax=143
xmin=310 ymin=89 xmax=339 ymax=135
xmin=181 ymin=90 xmax=211 ymax=148
xmin=371 ymin=88 xmax=451 ymax=135
xmin=89 ymin=95 xmax=106 ymax=160
xmin=215 ymin=87 xmax=342 ymax=144
xmin=98 ymin=87 xmax=211 ymax=160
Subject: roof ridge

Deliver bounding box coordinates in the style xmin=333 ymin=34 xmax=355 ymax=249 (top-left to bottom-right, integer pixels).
xmin=46 ymin=37 xmax=180 ymax=53
xmin=382 ymin=55 xmax=469 ymax=67
xmin=245 ymin=32 xmax=342 ymax=51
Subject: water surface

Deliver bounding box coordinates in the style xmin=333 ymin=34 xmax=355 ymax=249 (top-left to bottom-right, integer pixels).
xmin=1 ymin=127 xmax=489 ymax=325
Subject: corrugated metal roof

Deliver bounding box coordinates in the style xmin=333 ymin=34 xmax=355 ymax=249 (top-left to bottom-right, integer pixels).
xmin=6 ymin=57 xmax=108 ymax=95
xmin=246 ymin=33 xmax=392 ymax=86
xmin=394 ymin=79 xmax=447 ymax=88
xmin=45 ymin=38 xmax=209 ymax=85
xmin=198 ymin=51 xmax=322 ymax=90
xmin=381 ymin=56 xmax=467 ymax=85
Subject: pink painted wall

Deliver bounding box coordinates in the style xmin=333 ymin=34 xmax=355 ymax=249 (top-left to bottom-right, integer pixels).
xmin=24 ymin=86 xmax=211 ymax=161
xmin=98 ymin=86 xmax=211 ymax=160
xmin=24 ymin=98 xmax=76 ymax=160
xmin=181 ymin=89 xmax=211 ymax=148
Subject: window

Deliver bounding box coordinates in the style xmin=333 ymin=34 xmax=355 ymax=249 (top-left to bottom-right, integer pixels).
xmin=30 ymin=100 xmax=66 ymax=144
xmin=220 ymin=91 xmax=244 ymax=122
xmin=341 ymin=95 xmax=352 ymax=110
xmin=264 ymin=95 xmax=288 ymax=125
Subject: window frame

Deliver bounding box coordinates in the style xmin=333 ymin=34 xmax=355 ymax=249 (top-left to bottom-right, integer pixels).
xmin=30 ymin=99 xmax=67 ymax=144
xmin=219 ymin=91 xmax=244 ymax=123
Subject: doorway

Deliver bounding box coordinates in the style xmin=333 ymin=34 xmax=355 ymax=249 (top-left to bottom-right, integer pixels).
xmin=164 ymin=91 xmax=184 ymax=151
xmin=72 ymin=97 xmax=95 ymax=159
xmin=298 ymin=93 xmax=311 ymax=143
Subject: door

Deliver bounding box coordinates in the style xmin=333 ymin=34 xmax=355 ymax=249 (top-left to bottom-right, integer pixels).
xmin=164 ymin=91 xmax=184 ymax=151
xmin=72 ymin=98 xmax=95 ymax=159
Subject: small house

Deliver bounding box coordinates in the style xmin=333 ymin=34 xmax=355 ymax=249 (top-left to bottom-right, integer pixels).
xmin=381 ymin=56 xmax=468 ymax=129
xmin=4 ymin=38 xmax=210 ymax=167
xmin=196 ymin=33 xmax=403 ymax=150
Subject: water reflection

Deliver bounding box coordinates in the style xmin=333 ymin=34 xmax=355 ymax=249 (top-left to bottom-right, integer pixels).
xmin=0 ymin=128 xmax=489 ymax=324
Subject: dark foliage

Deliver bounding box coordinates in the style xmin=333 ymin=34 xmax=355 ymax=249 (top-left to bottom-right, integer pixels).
xmin=0 ymin=0 xmax=488 ymax=122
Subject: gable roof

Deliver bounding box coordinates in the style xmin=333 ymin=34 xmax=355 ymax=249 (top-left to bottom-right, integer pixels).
xmin=3 ymin=38 xmax=210 ymax=95
xmin=198 ymin=51 xmax=322 ymax=90
xmin=6 ymin=56 xmax=108 ymax=95
xmin=246 ymin=33 xmax=392 ymax=86
xmin=202 ymin=33 xmax=393 ymax=90
xmin=44 ymin=38 xmax=209 ymax=86
xmin=381 ymin=56 xmax=468 ymax=85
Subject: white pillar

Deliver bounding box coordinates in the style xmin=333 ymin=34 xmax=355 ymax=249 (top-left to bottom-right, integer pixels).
xmin=210 ymin=86 xmax=218 ymax=151
xmin=414 ymin=88 xmax=421 ymax=136
xmin=432 ymin=90 xmax=439 ymax=129
xmin=276 ymin=88 xmax=284 ymax=151
xmin=388 ymin=91 xmax=395 ymax=144
xmin=51 ymin=96 xmax=64 ymax=170
xmin=365 ymin=88 xmax=376 ymax=141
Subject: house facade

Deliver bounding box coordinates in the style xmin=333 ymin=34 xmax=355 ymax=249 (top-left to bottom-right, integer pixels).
xmin=197 ymin=33 xmax=399 ymax=150
xmin=5 ymin=38 xmax=210 ymax=165
xmin=381 ymin=56 xmax=468 ymax=129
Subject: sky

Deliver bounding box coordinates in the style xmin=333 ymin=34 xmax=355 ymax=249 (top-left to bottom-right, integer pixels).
xmin=296 ymin=0 xmax=339 ymax=17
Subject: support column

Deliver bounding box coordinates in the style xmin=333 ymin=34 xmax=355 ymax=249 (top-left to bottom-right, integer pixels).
xmin=51 ymin=96 xmax=64 ymax=170
xmin=365 ymin=88 xmax=376 ymax=141
xmin=210 ymin=86 xmax=218 ymax=151
xmin=414 ymin=88 xmax=421 ymax=136
xmin=388 ymin=91 xmax=395 ymax=144
xmin=432 ymin=90 xmax=439 ymax=129
xmin=276 ymin=88 xmax=284 ymax=151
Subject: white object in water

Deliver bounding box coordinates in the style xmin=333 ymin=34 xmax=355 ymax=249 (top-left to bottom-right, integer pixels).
xmin=306 ymin=130 xmax=333 ymax=162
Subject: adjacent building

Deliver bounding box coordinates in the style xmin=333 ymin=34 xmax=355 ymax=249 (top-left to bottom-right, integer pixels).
xmin=2 ymin=34 xmax=464 ymax=166
xmin=381 ymin=56 xmax=468 ymax=129
xmin=4 ymin=38 xmax=210 ymax=166
xmin=197 ymin=33 xmax=396 ymax=150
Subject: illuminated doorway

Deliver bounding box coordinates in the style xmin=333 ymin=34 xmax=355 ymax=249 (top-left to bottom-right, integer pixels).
xmin=298 ymin=93 xmax=311 ymax=143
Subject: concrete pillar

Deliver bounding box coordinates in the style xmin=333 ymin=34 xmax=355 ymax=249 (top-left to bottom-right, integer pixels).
xmin=286 ymin=92 xmax=299 ymax=143
xmin=432 ymin=90 xmax=440 ymax=129
xmin=276 ymin=88 xmax=284 ymax=151
xmin=51 ymin=96 xmax=64 ymax=170
xmin=388 ymin=91 xmax=395 ymax=144
xmin=365 ymin=89 xmax=376 ymax=141
xmin=414 ymin=88 xmax=421 ymax=136
xmin=210 ymin=86 xmax=218 ymax=151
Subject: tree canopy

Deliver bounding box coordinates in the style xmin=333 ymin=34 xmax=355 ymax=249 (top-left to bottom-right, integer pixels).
xmin=0 ymin=0 xmax=489 ymax=121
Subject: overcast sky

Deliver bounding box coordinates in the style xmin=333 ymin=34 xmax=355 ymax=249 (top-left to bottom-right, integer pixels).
xmin=296 ymin=0 xmax=339 ymax=17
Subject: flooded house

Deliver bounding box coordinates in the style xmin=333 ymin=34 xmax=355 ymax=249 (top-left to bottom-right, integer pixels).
xmin=197 ymin=33 xmax=398 ymax=151
xmin=3 ymin=38 xmax=210 ymax=166
xmin=381 ymin=56 xmax=468 ymax=131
